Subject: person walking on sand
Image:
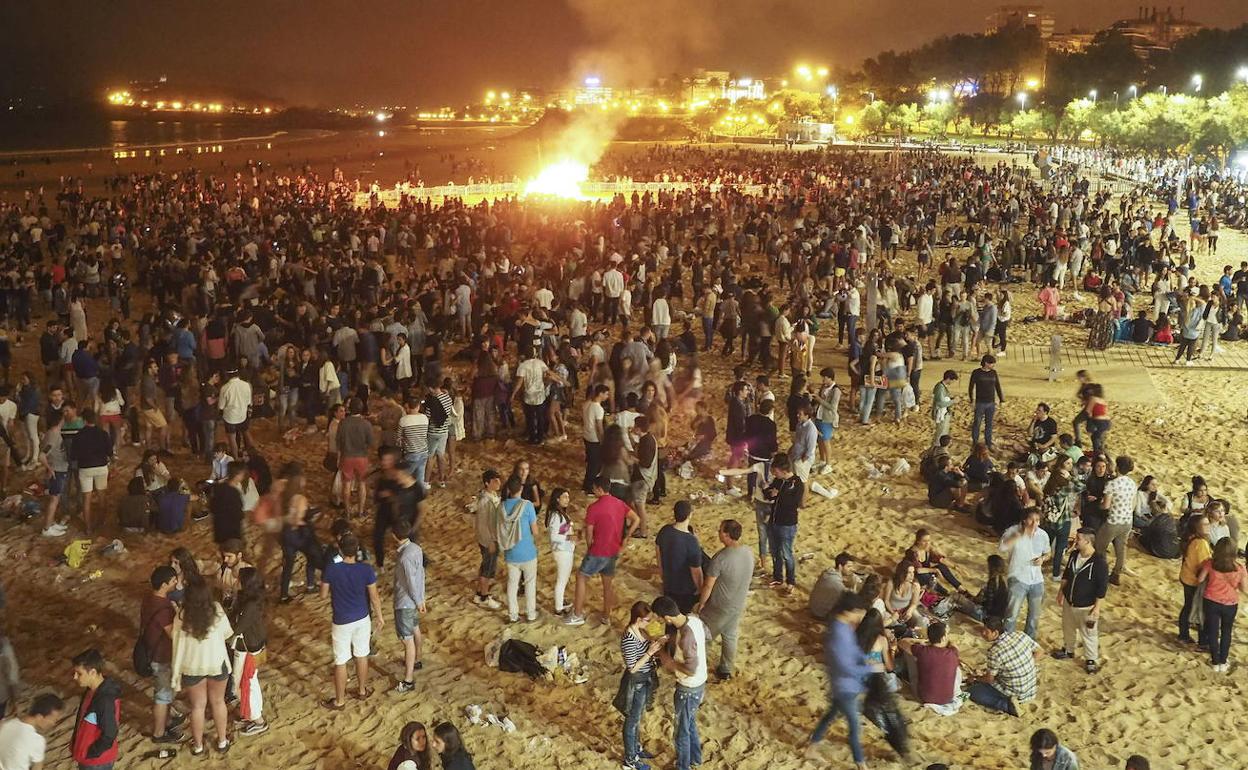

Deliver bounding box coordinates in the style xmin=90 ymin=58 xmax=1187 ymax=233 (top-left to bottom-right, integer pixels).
xmin=564 ymin=476 xmax=639 ymax=627
xmin=696 ymin=519 xmax=754 ymax=682
xmin=806 ymin=593 xmax=873 ymax=770
xmin=654 ymin=500 xmax=704 ymax=614
xmin=320 ymin=532 xmax=383 ymax=709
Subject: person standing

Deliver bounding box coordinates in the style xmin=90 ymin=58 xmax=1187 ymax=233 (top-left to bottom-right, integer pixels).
xmin=319 ymin=532 xmax=383 ymax=709
xmin=1052 ymin=528 xmax=1108 ymax=674
xmin=564 ymin=476 xmax=639 ymax=627
xmin=0 ymin=693 xmax=64 ymax=770
xmin=1196 ymin=537 xmax=1248 ymax=673
xmin=696 ymin=519 xmax=755 ymax=682
xmin=762 ymin=454 xmax=803 ymax=593
xmin=170 ymin=577 xmax=234 ymax=755
xmin=498 ymin=477 xmax=541 ymax=624
xmin=69 ymin=409 xmax=111 ymax=535
xmin=968 ymin=355 xmax=1003 ymax=449
xmin=806 ymin=594 xmax=872 ymax=770
xmin=619 ymin=602 xmax=662 ymax=770
xmin=218 ymin=369 xmax=252 ymax=459
xmin=229 ymin=567 xmax=269 ymax=737
xmin=69 ymin=649 xmax=121 ymax=770
xmin=1097 ymin=455 xmax=1137 ymax=585
xmin=470 ymin=469 xmax=503 ymax=610
xmin=652 ymin=596 xmax=707 ymax=770
xmin=139 ymin=566 xmax=183 ymax=744
xmin=336 ymin=398 xmax=375 ymax=518
xmin=398 ymin=396 xmax=430 ymax=490
xmin=582 ymin=385 xmax=609 ymax=493
xmin=654 ymin=501 xmax=703 ymax=614
xmin=930 ymin=370 xmax=957 ymax=446
xmin=392 ymin=522 xmax=427 ymax=693
xmin=999 ymin=508 xmax=1051 ymax=640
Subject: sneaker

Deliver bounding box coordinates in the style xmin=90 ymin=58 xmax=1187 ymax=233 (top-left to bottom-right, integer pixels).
xmin=563 ymin=613 xmax=586 ymax=627
xmin=240 ymin=721 xmax=269 ymax=737
xmin=42 ymin=525 xmax=67 ymax=537
xmin=1051 ymin=649 xmax=1073 ymax=660
xmin=152 ymin=729 xmax=184 ymax=743
xmin=396 ymin=680 xmax=416 ymax=693
xmin=168 ymin=712 xmax=187 ymax=730
xmin=1085 ymin=660 xmax=1098 ymax=674
xmin=482 ymin=596 xmax=501 ymax=610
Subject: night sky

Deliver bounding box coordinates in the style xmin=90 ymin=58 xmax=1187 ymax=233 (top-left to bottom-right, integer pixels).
xmin=6 ymin=0 xmax=1247 ymax=105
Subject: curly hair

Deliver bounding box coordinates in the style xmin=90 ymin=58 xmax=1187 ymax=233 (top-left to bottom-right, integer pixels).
xmin=180 ymin=575 xmax=218 ymax=639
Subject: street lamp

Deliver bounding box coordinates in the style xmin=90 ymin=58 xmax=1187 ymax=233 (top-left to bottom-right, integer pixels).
xmin=866 ymin=91 xmax=876 ymax=104
xmin=1237 ymin=66 xmax=1248 ymax=83
xmin=1159 ymin=85 xmax=1168 ymax=96
xmin=1191 ymin=73 xmax=1202 ymax=92
xmin=1016 ymin=92 xmax=1028 ymax=110
xmin=1088 ymin=89 xmax=1097 ymax=103
xmin=1127 ymin=84 xmax=1137 ymax=98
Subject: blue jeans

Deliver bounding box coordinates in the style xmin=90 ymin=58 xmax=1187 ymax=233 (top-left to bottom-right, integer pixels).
xmin=405 ymin=451 xmax=429 ymax=487
xmin=702 ymin=317 xmax=713 ymax=350
xmin=753 ymin=502 xmax=771 ymax=560
xmin=1204 ymin=599 xmax=1238 ymax=665
xmin=888 ymin=386 xmax=904 ymax=421
xmin=1042 ymin=520 xmax=1071 ymax=579
xmin=971 ymin=402 xmax=996 ymax=446
xmin=768 ymin=523 xmax=797 ymax=585
xmin=1006 ymin=577 xmax=1044 ymax=640
xmin=623 ymin=675 xmax=653 ymax=764
xmin=858 ymin=387 xmax=876 ymax=424
xmin=810 ymin=691 xmax=864 ymax=764
xmin=673 ymin=684 xmax=704 ymax=770
xmin=968 ymin=681 xmax=1016 ymax=715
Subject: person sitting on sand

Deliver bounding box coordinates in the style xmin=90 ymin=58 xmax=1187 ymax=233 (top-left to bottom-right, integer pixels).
xmin=968 ymin=616 xmax=1042 ymax=716
xmin=926 ymin=455 xmax=968 ymax=512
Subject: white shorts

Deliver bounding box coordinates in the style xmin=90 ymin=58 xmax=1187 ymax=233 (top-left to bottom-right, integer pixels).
xmin=79 ymin=466 xmax=109 ymax=493
xmin=331 ymin=617 xmax=371 ymax=665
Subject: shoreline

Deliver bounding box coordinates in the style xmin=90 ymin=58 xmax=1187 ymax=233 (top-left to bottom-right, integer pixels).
xmin=0 ymin=127 xmax=337 ymax=161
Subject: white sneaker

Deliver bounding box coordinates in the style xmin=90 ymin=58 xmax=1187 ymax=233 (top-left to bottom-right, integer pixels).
xmin=42 ymin=524 xmax=67 ymax=537
xmin=476 ymin=596 xmax=501 ymax=610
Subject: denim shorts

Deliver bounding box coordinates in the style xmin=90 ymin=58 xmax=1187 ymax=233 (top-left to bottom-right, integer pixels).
xmin=579 ymin=554 xmax=618 ymax=577
xmin=151 ymin=661 xmax=175 ymax=705
xmin=428 ymin=431 xmax=449 ymax=456
xmin=395 ymin=608 xmax=420 ymax=639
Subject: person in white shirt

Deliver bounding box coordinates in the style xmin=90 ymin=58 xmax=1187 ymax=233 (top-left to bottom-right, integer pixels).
xmin=999 ymin=508 xmax=1052 ymax=640
xmin=651 ymin=292 xmax=672 ymax=340
xmin=1098 ymin=456 xmax=1138 ymax=585
xmin=511 ymin=352 xmax=563 ymax=445
xmin=569 ymin=304 xmax=589 ymax=344
xmin=581 ymin=385 xmax=608 ymax=493
xmin=533 ymin=284 xmax=554 ymax=311
xmin=603 ymin=266 xmax=625 ymax=324
xmin=218 ymin=370 xmax=253 ymax=459
xmin=0 ymin=693 xmax=63 ymax=770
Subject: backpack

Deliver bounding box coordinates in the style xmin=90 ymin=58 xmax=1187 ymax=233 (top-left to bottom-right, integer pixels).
xmin=424 ymin=393 xmax=449 ymax=427
xmin=132 ymin=609 xmax=157 ymax=677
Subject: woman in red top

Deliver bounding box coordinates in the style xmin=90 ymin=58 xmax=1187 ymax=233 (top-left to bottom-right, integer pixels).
xmin=1196 ymin=537 xmax=1248 ymax=673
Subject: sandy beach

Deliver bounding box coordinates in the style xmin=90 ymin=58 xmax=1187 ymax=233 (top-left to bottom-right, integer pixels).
xmin=0 ymin=137 xmax=1244 ymax=770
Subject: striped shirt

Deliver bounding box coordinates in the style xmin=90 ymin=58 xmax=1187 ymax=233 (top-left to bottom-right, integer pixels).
xmin=398 ymin=413 xmax=428 ymax=455
xmin=427 ymin=392 xmax=454 ymax=436
xmin=620 ymin=629 xmax=654 ymax=674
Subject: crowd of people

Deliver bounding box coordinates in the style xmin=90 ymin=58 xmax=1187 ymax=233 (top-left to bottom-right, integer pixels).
xmin=1 ymin=138 xmax=1242 ymax=770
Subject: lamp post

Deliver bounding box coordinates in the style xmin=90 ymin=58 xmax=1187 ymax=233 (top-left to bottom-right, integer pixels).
xmin=1088 ymin=89 xmax=1097 ymax=103
xmin=1191 ymin=74 xmax=1202 ymax=93
xmin=1016 ymin=92 xmax=1028 ymax=111
xmin=1127 ymin=84 xmax=1137 ymax=99
xmin=1159 ymin=85 xmax=1168 ymax=96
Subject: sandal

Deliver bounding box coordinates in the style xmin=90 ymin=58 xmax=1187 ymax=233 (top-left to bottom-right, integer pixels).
xmin=351 ymin=687 xmax=374 ymax=701
xmin=320 ymin=698 xmax=345 ymax=711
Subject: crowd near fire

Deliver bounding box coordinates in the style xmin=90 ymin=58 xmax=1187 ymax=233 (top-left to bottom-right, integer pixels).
xmin=2 ymin=3 xmax=1248 ymax=770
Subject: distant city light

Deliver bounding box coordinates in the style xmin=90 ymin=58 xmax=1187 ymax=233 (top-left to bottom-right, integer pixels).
xmin=375 ymin=111 xmax=388 ymax=122
xmin=584 ymin=76 xmax=601 ymax=86
xmin=1025 ymin=78 xmax=1039 ymax=89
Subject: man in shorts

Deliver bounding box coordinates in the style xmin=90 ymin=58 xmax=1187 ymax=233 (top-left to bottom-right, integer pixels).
xmin=218 ymin=369 xmax=253 ymax=459
xmin=139 ymin=359 xmax=169 ymax=452
xmin=70 ymin=408 xmax=112 ymax=535
xmin=564 ymin=476 xmax=639 ymax=627
xmin=392 ymin=521 xmax=426 ymax=693
xmin=140 ymin=565 xmax=185 ymax=743
xmin=319 ymin=532 xmax=382 ymax=710
xmin=471 ymin=469 xmax=503 ymax=609
xmin=38 ymin=410 xmax=69 ymax=537
xmin=336 ymin=398 xmax=375 ymax=517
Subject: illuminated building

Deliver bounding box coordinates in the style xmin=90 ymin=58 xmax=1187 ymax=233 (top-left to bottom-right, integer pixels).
xmin=986 ymin=5 xmax=1055 ymax=38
